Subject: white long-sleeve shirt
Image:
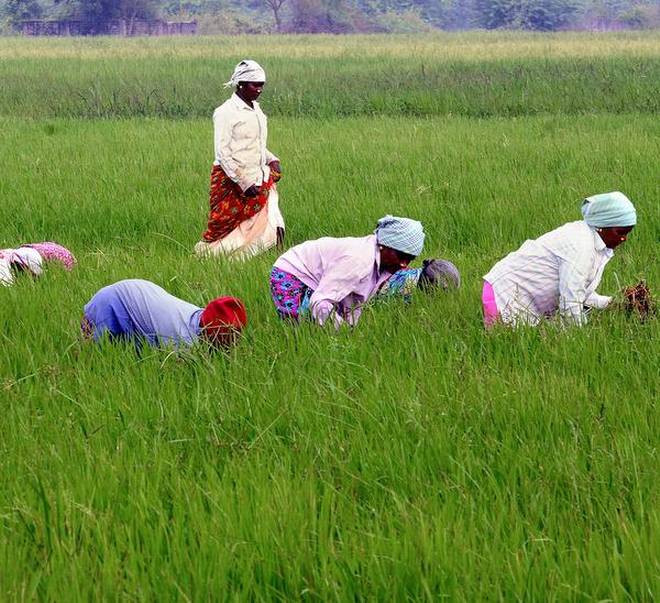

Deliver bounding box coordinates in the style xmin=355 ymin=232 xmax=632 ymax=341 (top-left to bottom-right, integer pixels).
xmin=213 ymin=93 xmax=278 ymax=192
xmin=483 ymin=220 xmax=614 ymax=326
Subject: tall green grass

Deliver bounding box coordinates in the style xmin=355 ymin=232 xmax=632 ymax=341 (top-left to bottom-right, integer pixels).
xmin=0 ymin=31 xmax=658 ymax=118
xmin=1 ymin=109 xmax=658 ymax=599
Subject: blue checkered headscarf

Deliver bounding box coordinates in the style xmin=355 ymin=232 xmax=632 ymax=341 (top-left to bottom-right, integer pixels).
xmin=375 ymin=215 xmax=425 ymax=257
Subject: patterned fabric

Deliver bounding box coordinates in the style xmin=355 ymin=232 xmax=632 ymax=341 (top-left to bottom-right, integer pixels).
xmin=202 ymin=165 xmax=273 ymax=242
xmin=22 ymin=242 xmax=76 ymax=270
xmin=270 ymin=267 xmax=312 ymax=320
xmin=375 ymin=215 xmax=425 ymax=257
xmin=377 ymin=268 xmax=421 ymax=301
xmin=581 ymin=191 xmax=636 ymax=227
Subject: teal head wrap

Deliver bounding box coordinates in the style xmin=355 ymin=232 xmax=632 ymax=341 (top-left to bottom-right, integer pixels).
xmin=581 ymin=191 xmax=636 ymax=228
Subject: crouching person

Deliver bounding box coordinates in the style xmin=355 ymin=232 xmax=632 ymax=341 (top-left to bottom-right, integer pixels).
xmin=1 ymin=241 xmax=75 ymax=286
xmin=270 ymin=215 xmax=425 ymax=328
xmin=82 ymin=279 xmax=247 ymax=350
xmin=482 ymin=191 xmax=636 ymax=328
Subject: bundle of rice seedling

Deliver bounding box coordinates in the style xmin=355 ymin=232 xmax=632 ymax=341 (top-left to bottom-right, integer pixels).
xmin=621 ymin=280 xmax=655 ymax=321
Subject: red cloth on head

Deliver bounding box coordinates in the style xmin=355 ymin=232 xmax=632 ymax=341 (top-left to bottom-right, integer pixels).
xmin=199 ymin=297 xmax=247 ymax=339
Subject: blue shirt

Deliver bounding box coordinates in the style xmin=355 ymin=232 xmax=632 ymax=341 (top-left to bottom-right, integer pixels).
xmin=84 ymin=279 xmax=203 ymax=347
xmin=376 ymin=268 xmax=422 ymax=302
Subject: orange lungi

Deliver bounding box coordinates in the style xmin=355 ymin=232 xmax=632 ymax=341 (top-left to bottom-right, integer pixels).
xmin=202 ymin=165 xmax=274 ymax=243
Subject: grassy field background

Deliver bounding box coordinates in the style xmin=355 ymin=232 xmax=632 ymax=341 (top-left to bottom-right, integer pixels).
xmin=0 ymin=31 xmax=659 ymax=118
xmin=1 ymin=32 xmax=659 ymax=600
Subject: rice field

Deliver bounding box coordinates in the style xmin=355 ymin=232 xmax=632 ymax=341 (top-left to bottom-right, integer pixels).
xmin=0 ymin=32 xmax=659 ymax=600
xmin=1 ymin=31 xmax=659 ymax=119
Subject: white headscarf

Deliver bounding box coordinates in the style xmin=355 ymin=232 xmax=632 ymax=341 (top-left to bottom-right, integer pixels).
xmin=0 ymin=255 xmax=13 ymax=286
xmin=224 ymin=60 xmax=266 ymax=89
xmin=11 ymin=247 xmax=43 ymax=276
xmin=581 ymin=191 xmax=637 ymax=228
xmin=0 ymin=247 xmax=43 ymax=286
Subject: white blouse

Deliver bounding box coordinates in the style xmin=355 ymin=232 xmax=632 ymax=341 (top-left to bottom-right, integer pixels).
xmin=484 ymin=221 xmax=614 ymax=326
xmin=213 ymin=93 xmax=278 ymax=192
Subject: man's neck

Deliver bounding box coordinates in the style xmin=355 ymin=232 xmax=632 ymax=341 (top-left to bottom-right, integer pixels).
xmin=236 ymin=91 xmax=254 ymax=109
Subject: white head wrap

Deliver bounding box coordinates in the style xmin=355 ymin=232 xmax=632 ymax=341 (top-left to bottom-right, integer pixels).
xmin=11 ymin=247 xmax=43 ymax=276
xmin=581 ymin=191 xmax=637 ymax=228
xmin=224 ymin=59 xmax=266 ymax=89
xmin=0 ymin=247 xmax=43 ymax=285
xmin=0 ymin=255 xmax=13 ymax=286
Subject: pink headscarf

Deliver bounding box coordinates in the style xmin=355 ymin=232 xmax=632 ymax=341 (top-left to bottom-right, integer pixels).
xmin=21 ymin=242 xmax=76 ymax=271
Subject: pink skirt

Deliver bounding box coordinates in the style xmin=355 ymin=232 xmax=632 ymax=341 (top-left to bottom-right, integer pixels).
xmin=482 ymin=280 xmax=500 ymax=328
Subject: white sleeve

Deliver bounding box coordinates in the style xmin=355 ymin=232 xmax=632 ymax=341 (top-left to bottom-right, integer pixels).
xmin=308 ymin=286 xmax=345 ymax=328
xmin=213 ymin=110 xmax=249 ymax=190
xmin=584 ymin=292 xmax=613 ymax=309
xmin=265 ymin=148 xmax=279 ymax=164
xmin=557 ymin=255 xmax=591 ymax=326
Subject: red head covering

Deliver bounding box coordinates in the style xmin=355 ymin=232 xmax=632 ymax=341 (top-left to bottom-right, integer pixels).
xmin=199 ymin=297 xmax=247 ymax=344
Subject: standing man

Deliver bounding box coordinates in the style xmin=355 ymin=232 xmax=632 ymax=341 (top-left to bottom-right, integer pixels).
xmin=195 ymin=59 xmax=285 ymax=260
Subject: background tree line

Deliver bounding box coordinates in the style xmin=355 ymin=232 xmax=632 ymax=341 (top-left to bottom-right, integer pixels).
xmin=2 ymin=0 xmax=658 ymax=33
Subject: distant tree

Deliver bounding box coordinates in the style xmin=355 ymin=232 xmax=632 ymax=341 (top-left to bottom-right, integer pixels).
xmin=288 ymin=0 xmax=355 ymax=32
xmin=444 ymin=0 xmax=480 ymax=29
xmin=475 ymin=0 xmax=580 ymax=30
xmin=580 ymin=0 xmax=640 ymax=28
xmin=118 ymin=0 xmax=160 ymax=32
xmin=261 ymin=0 xmax=287 ymax=30
xmin=618 ymin=2 xmax=660 ymax=28
xmin=52 ymin=0 xmax=158 ymax=31
xmin=4 ymin=0 xmax=44 ymax=22
xmin=162 ymin=0 xmax=224 ymax=16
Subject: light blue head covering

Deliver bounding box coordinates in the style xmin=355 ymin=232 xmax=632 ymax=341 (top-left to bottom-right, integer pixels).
xmin=581 ymin=191 xmax=636 ymax=228
xmin=375 ymin=215 xmax=425 ymax=257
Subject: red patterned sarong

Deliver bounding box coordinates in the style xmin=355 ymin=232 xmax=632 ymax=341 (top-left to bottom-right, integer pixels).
xmin=202 ymin=165 xmax=273 ymax=243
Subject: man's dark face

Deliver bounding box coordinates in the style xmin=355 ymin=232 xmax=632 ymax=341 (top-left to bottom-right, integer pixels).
xmin=597 ymin=226 xmax=634 ymax=250
xmin=239 ymin=81 xmax=264 ymax=102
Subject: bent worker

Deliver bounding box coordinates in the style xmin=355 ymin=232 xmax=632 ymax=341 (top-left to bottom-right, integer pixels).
xmin=270 ymin=215 xmax=425 ymax=328
xmin=482 ymin=191 xmax=637 ymax=327
xmin=195 ymin=59 xmax=284 ymax=260
xmin=82 ymin=279 xmax=247 ymax=349
xmin=0 ymin=241 xmax=75 ymax=286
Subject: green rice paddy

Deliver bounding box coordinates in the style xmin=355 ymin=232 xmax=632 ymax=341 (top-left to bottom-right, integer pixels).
xmin=0 ymin=32 xmax=658 ymax=600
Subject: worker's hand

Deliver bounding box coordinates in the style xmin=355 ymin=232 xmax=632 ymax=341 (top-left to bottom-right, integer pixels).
xmin=269 ymin=161 xmax=282 ymax=182
xmin=243 ymin=184 xmax=260 ymax=197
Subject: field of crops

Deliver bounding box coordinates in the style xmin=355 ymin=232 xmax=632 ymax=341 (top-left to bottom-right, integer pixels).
xmin=1 ymin=32 xmax=658 ymax=600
